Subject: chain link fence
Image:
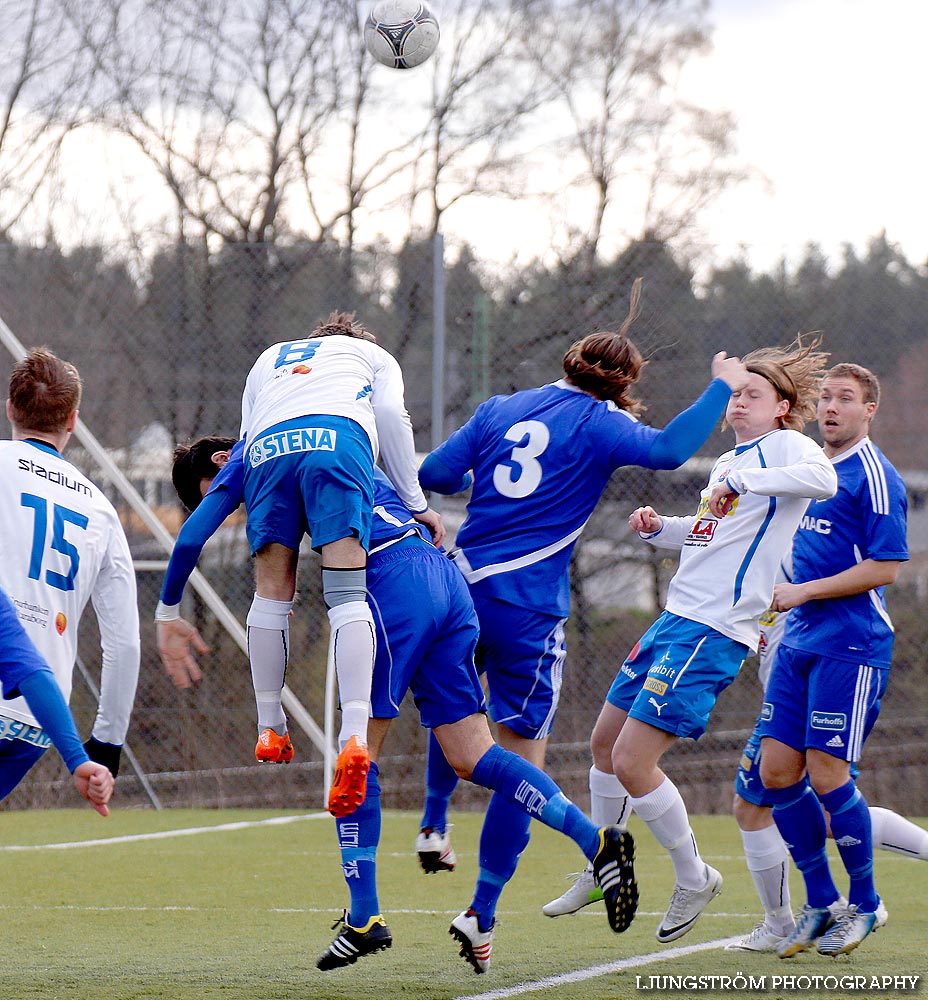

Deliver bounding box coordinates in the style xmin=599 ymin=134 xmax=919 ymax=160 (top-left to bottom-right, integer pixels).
xmin=1 ymin=236 xmax=926 ymax=816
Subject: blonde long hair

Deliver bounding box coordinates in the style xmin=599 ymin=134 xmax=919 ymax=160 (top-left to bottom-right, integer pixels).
xmin=741 ymin=335 xmax=830 ymax=431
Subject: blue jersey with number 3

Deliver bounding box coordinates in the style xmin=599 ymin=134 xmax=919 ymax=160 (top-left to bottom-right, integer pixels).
xmin=422 ymin=378 xmax=731 ymax=616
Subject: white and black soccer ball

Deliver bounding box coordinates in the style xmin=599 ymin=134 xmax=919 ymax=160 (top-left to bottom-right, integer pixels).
xmin=364 ymin=0 xmax=440 ymax=70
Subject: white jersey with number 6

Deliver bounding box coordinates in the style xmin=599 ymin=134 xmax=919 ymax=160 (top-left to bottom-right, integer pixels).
xmin=0 ymin=440 xmax=140 ymax=742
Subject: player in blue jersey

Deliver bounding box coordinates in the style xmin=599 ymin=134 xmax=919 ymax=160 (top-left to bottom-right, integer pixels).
xmin=754 ymin=363 xmax=908 ymax=958
xmin=156 ymin=312 xmax=442 ymax=819
xmin=0 ymin=585 xmax=114 ymax=814
xmin=159 ymin=441 xmax=639 ymax=975
xmin=729 ymin=574 xmax=927 ymax=954
xmin=545 ymin=338 xmax=838 ymax=943
xmin=416 ymin=280 xmax=751 ymax=948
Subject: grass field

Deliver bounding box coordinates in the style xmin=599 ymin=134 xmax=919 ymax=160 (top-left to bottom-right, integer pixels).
xmin=1 ymin=808 xmax=925 ymax=1000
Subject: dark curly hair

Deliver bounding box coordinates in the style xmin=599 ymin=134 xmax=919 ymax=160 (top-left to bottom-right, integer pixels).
xmin=171 ymin=436 xmax=237 ymax=512
xmin=562 ymin=278 xmax=647 ymax=414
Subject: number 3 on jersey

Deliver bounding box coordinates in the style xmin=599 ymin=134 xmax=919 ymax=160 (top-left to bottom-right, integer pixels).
xmin=492 ymin=420 xmax=550 ymax=499
xmin=21 ymin=493 xmax=89 ymax=591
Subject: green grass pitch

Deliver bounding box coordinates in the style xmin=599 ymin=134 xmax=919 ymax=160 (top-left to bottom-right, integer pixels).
xmin=0 ymin=809 xmax=924 ymax=1000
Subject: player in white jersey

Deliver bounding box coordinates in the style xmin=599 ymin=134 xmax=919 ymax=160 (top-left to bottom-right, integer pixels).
xmin=0 ymin=348 xmax=140 ymax=799
xmin=545 ymin=338 xmax=837 ymax=942
xmin=156 ymin=311 xmax=442 ymax=818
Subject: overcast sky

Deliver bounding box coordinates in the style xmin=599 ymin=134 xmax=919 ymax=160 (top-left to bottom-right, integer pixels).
xmin=680 ymin=0 xmax=927 ymax=271
xmin=54 ymin=0 xmax=927 ymax=276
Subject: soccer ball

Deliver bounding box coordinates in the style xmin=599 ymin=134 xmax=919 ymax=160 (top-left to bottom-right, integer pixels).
xmin=364 ymin=0 xmax=440 ymax=70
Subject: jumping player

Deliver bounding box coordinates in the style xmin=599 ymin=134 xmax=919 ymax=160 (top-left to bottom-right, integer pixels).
xmin=155 ymin=312 xmax=442 ymax=819
xmin=415 ymin=280 xmax=751 ymax=953
xmin=158 ymin=444 xmax=636 ymax=974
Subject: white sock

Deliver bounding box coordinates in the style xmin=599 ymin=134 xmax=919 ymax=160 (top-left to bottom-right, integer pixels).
xmin=589 ymin=765 xmax=632 ymax=828
xmin=246 ymin=595 xmax=291 ymax=732
xmin=630 ymin=777 xmax=706 ymax=888
xmin=327 ymin=601 xmax=375 ymax=747
xmin=869 ymin=806 xmax=928 ymax=860
xmin=740 ymin=825 xmax=794 ymax=934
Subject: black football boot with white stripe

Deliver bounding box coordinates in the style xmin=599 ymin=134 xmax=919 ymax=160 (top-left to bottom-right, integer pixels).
xmin=316 ymin=911 xmax=393 ymax=970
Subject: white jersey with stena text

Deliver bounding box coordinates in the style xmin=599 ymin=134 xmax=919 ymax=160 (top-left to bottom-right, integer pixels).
xmin=240 ymin=335 xmax=426 ymax=512
xmin=641 ymin=428 xmax=836 ymax=651
xmin=0 ymin=439 xmax=140 ymax=741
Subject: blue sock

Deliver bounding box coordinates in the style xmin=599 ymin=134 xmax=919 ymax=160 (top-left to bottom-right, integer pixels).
xmin=421 ymin=729 xmax=458 ymax=833
xmin=768 ymin=779 xmax=840 ymax=909
xmin=471 ymin=794 xmax=531 ymax=931
xmin=336 ymin=762 xmax=381 ymax=927
xmin=819 ymin=780 xmax=878 ymax=911
xmin=471 ymin=745 xmax=600 ymax=860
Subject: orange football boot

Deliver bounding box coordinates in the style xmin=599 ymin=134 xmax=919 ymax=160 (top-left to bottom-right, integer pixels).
xmin=327 ymin=736 xmax=370 ymax=817
xmin=255 ymin=728 xmax=294 ymax=764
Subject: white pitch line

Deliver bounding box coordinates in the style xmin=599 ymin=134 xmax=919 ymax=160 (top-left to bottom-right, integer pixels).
xmin=453 ymin=936 xmax=744 ymax=1000
xmin=0 ymin=811 xmax=330 ymax=851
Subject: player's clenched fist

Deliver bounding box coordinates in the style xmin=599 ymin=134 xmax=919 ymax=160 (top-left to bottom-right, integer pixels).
xmin=629 ymin=505 xmax=663 ymax=534
xmin=711 ymin=351 xmax=749 ymax=392
xmin=73 ymin=760 xmax=114 ymax=817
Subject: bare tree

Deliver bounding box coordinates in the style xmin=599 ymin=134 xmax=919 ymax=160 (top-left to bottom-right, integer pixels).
xmin=0 ymin=0 xmax=97 ymax=241
xmin=67 ymin=0 xmax=351 ymax=245
xmin=523 ymin=0 xmax=747 ymax=259
xmin=412 ymin=0 xmax=553 ymax=237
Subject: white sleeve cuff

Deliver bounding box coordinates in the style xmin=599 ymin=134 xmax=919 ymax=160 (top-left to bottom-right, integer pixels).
xmin=726 ymin=474 xmax=746 ymax=495
xmin=155 ymin=601 xmax=181 ymax=622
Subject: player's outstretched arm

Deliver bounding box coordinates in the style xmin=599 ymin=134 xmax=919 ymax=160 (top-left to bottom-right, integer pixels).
xmin=645 ymin=354 xmax=747 ymax=470
xmin=72 ymin=761 xmax=115 ymax=817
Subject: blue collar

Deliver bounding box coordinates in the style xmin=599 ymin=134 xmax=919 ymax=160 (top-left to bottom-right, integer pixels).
xmin=734 ymin=429 xmax=781 ymax=456
xmin=23 ymin=438 xmax=61 ymax=457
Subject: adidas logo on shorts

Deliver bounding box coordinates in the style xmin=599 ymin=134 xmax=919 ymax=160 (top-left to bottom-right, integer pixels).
xmin=825 ymin=734 xmax=845 ymax=748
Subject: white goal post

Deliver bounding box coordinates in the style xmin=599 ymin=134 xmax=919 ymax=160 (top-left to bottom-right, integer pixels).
xmin=0 ymin=314 xmax=338 ymax=808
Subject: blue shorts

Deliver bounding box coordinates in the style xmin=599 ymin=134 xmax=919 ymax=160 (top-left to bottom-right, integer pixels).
xmin=606 ymin=611 xmax=748 ymax=740
xmin=734 ymin=717 xmax=863 ymax=807
xmin=0 ymin=739 xmax=46 ymax=800
xmin=757 ymin=644 xmax=887 ymax=762
xmin=367 ymin=538 xmax=485 ymax=730
xmin=243 ymin=416 xmax=374 ymax=553
xmin=471 ymin=595 xmax=567 ymax=740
